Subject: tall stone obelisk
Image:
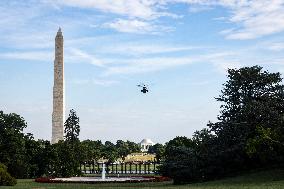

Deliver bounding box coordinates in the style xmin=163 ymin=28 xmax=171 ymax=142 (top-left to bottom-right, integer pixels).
xmin=52 ymin=28 xmax=65 ymax=144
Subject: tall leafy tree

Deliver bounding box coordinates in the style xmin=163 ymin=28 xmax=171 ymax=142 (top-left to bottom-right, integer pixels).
xmin=80 ymin=140 xmax=103 ymax=163
xmin=52 ymin=109 xmax=82 ymax=177
xmin=0 ymin=111 xmax=28 ymax=178
xmin=126 ymin=140 xmax=141 ymax=153
xmin=64 ymin=109 xmax=80 ymax=142
xmin=103 ymin=141 xmax=118 ymax=163
xmin=209 ymin=66 xmax=284 ymax=165
xmin=116 ymin=140 xmax=129 ymax=161
xmin=161 ymin=66 xmax=284 ymax=184
xmin=148 ymin=143 xmax=165 ymax=163
xmin=160 ymin=136 xmax=196 ymax=183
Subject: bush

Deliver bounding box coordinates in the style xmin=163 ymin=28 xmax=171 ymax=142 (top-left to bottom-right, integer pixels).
xmin=0 ymin=163 xmax=17 ymax=186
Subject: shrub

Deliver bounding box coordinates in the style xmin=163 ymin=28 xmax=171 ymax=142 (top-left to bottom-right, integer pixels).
xmin=0 ymin=163 xmax=17 ymax=186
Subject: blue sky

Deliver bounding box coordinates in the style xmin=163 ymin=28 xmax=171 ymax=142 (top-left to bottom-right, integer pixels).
xmin=1 ymin=0 xmax=284 ymax=143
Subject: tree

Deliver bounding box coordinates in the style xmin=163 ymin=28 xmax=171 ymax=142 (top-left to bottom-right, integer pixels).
xmin=80 ymin=140 xmax=103 ymax=162
xmin=160 ymin=66 xmax=284 ymax=184
xmin=0 ymin=111 xmax=58 ymax=178
xmin=126 ymin=140 xmax=141 ymax=153
xmin=51 ymin=109 xmax=82 ymax=177
xmin=0 ymin=111 xmax=29 ymax=178
xmin=116 ymin=140 xmax=129 ymax=161
xmin=0 ymin=163 xmax=17 ymax=186
xmin=64 ymin=109 xmax=80 ymax=142
xmin=102 ymin=141 xmax=118 ymax=163
xmin=209 ymin=66 xmax=284 ymax=167
xmin=160 ymin=136 xmax=197 ymax=184
xmin=148 ymin=143 xmax=165 ymax=163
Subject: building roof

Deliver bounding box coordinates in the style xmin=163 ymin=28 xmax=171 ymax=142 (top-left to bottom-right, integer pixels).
xmin=140 ymin=138 xmax=154 ymax=145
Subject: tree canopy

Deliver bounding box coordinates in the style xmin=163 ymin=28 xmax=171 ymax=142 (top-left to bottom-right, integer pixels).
xmin=161 ymin=66 xmax=284 ymax=184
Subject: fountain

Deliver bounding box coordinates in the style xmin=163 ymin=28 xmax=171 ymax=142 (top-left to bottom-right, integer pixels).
xmin=37 ymin=162 xmax=170 ymax=184
xmin=101 ymin=163 xmax=106 ymax=180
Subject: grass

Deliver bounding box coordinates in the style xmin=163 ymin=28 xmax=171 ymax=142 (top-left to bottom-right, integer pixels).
xmin=2 ymin=169 xmax=284 ymax=189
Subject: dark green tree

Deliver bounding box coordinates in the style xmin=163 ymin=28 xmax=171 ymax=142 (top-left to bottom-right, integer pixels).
xmin=102 ymin=141 xmax=119 ymax=163
xmin=126 ymin=140 xmax=141 ymax=153
xmin=51 ymin=109 xmax=82 ymax=177
xmin=161 ymin=66 xmax=284 ymax=184
xmin=0 ymin=111 xmax=29 ymax=178
xmin=80 ymin=140 xmax=103 ymax=162
xmin=116 ymin=140 xmax=141 ymax=161
xmin=64 ymin=109 xmax=80 ymax=142
xmin=116 ymin=140 xmax=129 ymax=161
xmin=209 ymin=66 xmax=284 ymax=167
xmin=148 ymin=143 xmax=165 ymax=163
xmin=0 ymin=163 xmax=17 ymax=186
xmin=160 ymin=136 xmax=197 ymax=183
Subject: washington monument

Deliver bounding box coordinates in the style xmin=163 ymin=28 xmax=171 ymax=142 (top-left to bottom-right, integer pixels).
xmin=52 ymin=28 xmax=65 ymax=144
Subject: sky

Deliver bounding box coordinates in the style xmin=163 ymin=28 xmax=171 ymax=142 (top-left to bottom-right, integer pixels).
xmin=1 ymin=0 xmax=284 ymax=144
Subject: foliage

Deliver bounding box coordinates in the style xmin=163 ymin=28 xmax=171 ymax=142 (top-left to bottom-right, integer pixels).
xmin=24 ymin=136 xmax=53 ymax=178
xmin=125 ymin=140 xmax=141 ymax=153
xmin=116 ymin=140 xmax=141 ymax=160
xmin=0 ymin=111 xmax=54 ymax=178
xmin=50 ymin=109 xmax=82 ymax=177
xmin=0 ymin=111 xmax=29 ymax=178
xmin=148 ymin=143 xmax=165 ymax=163
xmin=209 ymin=66 xmax=284 ymax=167
xmin=50 ymin=141 xmax=82 ymax=177
xmin=0 ymin=109 xmax=144 ymax=178
xmin=102 ymin=141 xmax=119 ymax=163
xmin=161 ymin=66 xmax=284 ymax=184
xmin=64 ymin=109 xmax=80 ymax=142
xmin=80 ymin=140 xmax=103 ymax=162
xmin=160 ymin=137 xmax=195 ymax=183
xmin=116 ymin=140 xmax=129 ymax=160
xmin=246 ymin=125 xmax=284 ymax=162
xmin=0 ymin=163 xmax=17 ymax=186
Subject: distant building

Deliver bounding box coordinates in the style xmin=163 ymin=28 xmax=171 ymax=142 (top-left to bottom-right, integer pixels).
xmin=124 ymin=152 xmax=155 ymax=162
xmin=139 ymin=138 xmax=155 ymax=152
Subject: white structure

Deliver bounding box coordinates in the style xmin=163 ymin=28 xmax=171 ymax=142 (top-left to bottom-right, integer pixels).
xmin=102 ymin=163 xmax=106 ymax=180
xmin=51 ymin=28 xmax=65 ymax=144
xmin=139 ymin=139 xmax=155 ymax=152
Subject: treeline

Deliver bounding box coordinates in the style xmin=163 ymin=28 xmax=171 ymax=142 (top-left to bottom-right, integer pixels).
xmin=2 ymin=65 xmax=284 ymax=185
xmin=0 ymin=109 xmax=141 ymax=179
xmin=160 ymin=66 xmax=284 ymax=184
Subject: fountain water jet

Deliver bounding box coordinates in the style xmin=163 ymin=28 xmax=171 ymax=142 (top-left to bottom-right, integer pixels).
xmin=102 ymin=163 xmax=106 ymax=180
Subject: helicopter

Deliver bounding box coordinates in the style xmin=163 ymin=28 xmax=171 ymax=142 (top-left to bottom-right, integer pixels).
xmin=137 ymin=83 xmax=149 ymax=93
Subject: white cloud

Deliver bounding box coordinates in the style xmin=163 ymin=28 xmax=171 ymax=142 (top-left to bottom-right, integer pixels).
xmin=92 ymin=79 xmax=119 ymax=86
xmin=0 ymin=32 xmax=54 ymax=49
xmin=103 ymin=56 xmax=196 ymax=75
xmin=72 ymin=78 xmax=119 ymax=86
xmin=101 ymin=43 xmax=199 ymax=55
xmin=53 ymin=0 xmax=172 ymax=20
xmin=103 ymin=18 xmax=173 ymax=34
xmin=102 ymin=51 xmax=240 ymax=75
xmin=42 ymin=0 xmax=284 ymax=38
xmin=219 ymin=0 xmax=284 ymax=39
xmin=0 ymin=51 xmax=52 ymax=61
xmin=169 ymin=0 xmax=284 ymax=39
xmin=67 ymin=48 xmax=106 ymax=67
xmin=266 ymin=43 xmax=284 ymax=51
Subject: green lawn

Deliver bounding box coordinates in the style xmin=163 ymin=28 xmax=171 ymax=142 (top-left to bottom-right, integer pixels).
xmin=2 ymin=169 xmax=284 ymax=189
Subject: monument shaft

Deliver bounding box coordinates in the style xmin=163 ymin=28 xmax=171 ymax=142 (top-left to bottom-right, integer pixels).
xmin=52 ymin=28 xmax=65 ymax=144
